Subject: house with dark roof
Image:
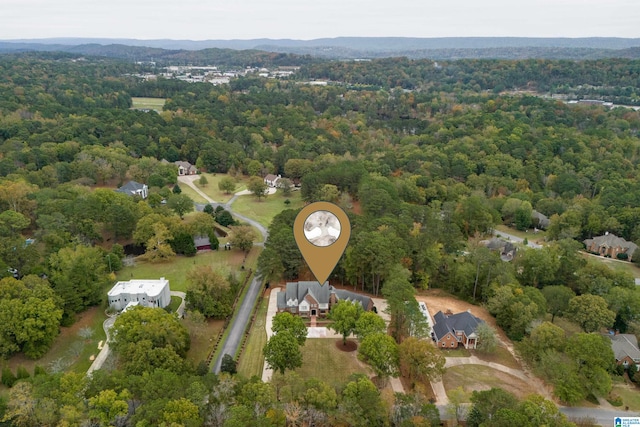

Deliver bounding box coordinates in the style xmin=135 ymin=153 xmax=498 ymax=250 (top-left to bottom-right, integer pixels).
xmin=175 ymin=161 xmax=198 ymax=176
xmin=609 ymin=333 xmax=640 ymax=369
xmin=115 ymin=181 xmax=148 ymax=199
xmin=194 ymin=235 xmax=212 ymax=251
xmin=482 ymin=237 xmax=517 ymax=261
xmin=531 ymin=210 xmax=550 ymax=229
xmin=433 ymin=310 xmax=483 ymax=349
xmin=584 ymin=232 xmax=638 ymax=262
xmin=277 ymin=281 xmax=373 ymax=317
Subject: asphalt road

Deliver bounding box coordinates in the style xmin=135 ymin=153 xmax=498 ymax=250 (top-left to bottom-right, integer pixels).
xmin=492 ymin=228 xmax=543 ymax=249
xmin=177 ymin=177 xmax=270 ymax=373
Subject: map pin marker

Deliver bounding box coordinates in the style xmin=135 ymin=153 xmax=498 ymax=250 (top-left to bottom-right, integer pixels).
xmin=294 ymin=202 xmax=351 ymax=285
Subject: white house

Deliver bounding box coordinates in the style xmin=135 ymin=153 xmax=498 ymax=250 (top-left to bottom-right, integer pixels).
xmin=264 ymin=174 xmax=281 ymax=188
xmin=107 ymin=277 xmax=171 ymax=311
xmin=115 ymin=181 xmax=148 ymax=199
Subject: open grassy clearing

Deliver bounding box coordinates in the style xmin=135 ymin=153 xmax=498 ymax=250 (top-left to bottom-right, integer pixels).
xmin=495 ymin=224 xmax=547 ymax=242
xmin=1 ymin=306 xmax=107 ymax=377
xmin=131 ymin=97 xmax=166 ymax=110
xmin=293 ymin=339 xmax=371 ymax=389
xmin=443 ymin=365 xmax=536 ymax=400
xmin=231 ymin=191 xmax=304 ymax=228
xmin=237 ymin=294 xmax=269 ymax=378
xmin=193 ymin=173 xmax=247 ymax=204
xmin=177 ymin=184 xmax=208 ymax=204
xmin=584 ymin=252 xmax=640 ymax=279
xmin=612 ymin=383 xmax=640 ymax=411
xmin=473 ymin=346 xmax=520 ymax=370
xmin=115 ymin=246 xmax=260 ymax=292
xmin=185 ymin=318 xmax=224 ymax=365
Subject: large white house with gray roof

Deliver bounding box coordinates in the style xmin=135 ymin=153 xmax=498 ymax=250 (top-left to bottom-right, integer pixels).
xmin=107 ymin=277 xmax=171 ymax=311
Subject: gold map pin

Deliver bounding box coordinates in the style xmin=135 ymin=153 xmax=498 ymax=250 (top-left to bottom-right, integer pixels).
xmin=294 ymin=202 xmax=351 ymax=285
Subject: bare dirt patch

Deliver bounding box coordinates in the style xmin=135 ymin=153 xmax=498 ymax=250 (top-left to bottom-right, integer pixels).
xmin=335 ymin=339 xmax=358 ymax=352
xmin=416 ymin=289 xmax=508 ymax=342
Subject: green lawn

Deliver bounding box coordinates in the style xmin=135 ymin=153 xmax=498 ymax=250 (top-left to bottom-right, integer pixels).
xmin=237 ymin=295 xmax=269 ymax=378
xmin=178 ymin=184 xmax=208 ymax=204
xmin=584 ymin=253 xmax=640 ymax=279
xmin=131 ymin=97 xmax=166 ymax=111
xmin=443 ymin=365 xmax=536 ymax=400
xmin=167 ymin=296 xmax=182 ymax=313
xmin=473 ymin=346 xmax=520 ymax=370
xmin=115 ymin=246 xmax=261 ymax=292
xmin=231 ymin=191 xmax=304 ymax=228
xmin=293 ymin=339 xmax=371 ymax=389
xmin=494 ymin=224 xmax=547 ymax=244
xmin=193 ymin=173 xmax=247 ymax=204
xmin=185 ymin=318 xmax=224 ymax=366
xmin=612 ymin=383 xmax=640 ymax=411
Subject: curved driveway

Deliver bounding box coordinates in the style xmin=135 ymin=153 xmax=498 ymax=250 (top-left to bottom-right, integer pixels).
xmin=178 ymin=176 xmax=269 ymax=373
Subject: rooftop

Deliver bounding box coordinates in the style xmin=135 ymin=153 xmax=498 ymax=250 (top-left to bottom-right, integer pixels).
xmin=107 ymin=277 xmax=169 ymax=298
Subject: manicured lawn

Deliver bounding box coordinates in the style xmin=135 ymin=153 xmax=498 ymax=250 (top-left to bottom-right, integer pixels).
xmin=167 ymin=296 xmax=182 ymax=313
xmin=441 ymin=348 xmax=471 ymax=357
xmin=494 ymin=224 xmax=547 ymax=244
xmin=231 ymin=191 xmax=304 ymax=228
xmin=612 ymin=383 xmax=640 ymax=411
xmin=193 ymin=173 xmax=247 ymax=204
xmin=131 ymin=97 xmax=166 ymax=110
xmin=178 ymin=184 xmax=208 ymax=204
xmin=237 ymin=295 xmax=269 ymax=378
xmin=115 ymin=246 xmax=261 ymax=292
xmin=443 ymin=365 xmax=536 ymax=400
xmin=473 ymin=346 xmax=520 ymax=370
xmin=293 ymin=339 xmax=371 ymax=388
xmin=584 ymin=253 xmax=640 ymax=279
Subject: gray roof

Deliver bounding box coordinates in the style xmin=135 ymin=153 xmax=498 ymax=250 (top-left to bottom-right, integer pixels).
xmin=115 ymin=181 xmax=146 ymax=196
xmin=194 ymin=235 xmax=210 ymax=247
xmin=609 ymin=334 xmax=640 ymax=362
xmin=584 ymin=233 xmax=638 ymax=254
xmin=278 ymin=281 xmax=331 ymax=309
xmin=276 ymin=281 xmax=372 ymax=311
xmin=333 ymin=289 xmax=372 ymax=311
xmin=432 ymin=310 xmax=483 ymax=341
xmin=532 ymin=210 xmax=550 ymax=228
xmin=264 ymin=174 xmax=279 ymax=181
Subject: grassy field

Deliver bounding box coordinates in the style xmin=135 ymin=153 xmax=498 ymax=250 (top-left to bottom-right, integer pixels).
xmin=185 ymin=318 xmax=224 ymax=366
xmin=178 ymin=184 xmax=208 ymax=204
xmin=612 ymin=383 xmax=640 ymax=411
xmin=584 ymin=253 xmax=640 ymax=279
xmin=232 ymin=191 xmax=304 ymax=228
xmin=293 ymin=339 xmax=371 ymax=389
xmin=473 ymin=346 xmax=520 ymax=370
xmin=443 ymin=365 xmax=536 ymax=400
xmin=494 ymin=224 xmax=547 ymax=244
xmin=237 ymin=295 xmax=269 ymax=378
xmin=115 ymin=246 xmax=261 ymax=292
xmin=131 ymin=97 xmax=166 ymax=110
xmin=193 ymin=173 xmax=247 ymax=204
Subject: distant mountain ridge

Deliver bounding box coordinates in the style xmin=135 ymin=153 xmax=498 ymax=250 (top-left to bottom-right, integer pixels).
xmin=2 ymin=37 xmax=640 ymax=61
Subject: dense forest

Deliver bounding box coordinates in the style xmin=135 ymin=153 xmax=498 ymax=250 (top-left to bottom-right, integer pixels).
xmin=1 ymin=51 xmax=640 ymax=425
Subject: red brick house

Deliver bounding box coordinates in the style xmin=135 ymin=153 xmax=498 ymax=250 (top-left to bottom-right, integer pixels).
xmin=277 ymin=281 xmax=373 ymax=317
xmin=433 ymin=310 xmax=483 ymax=349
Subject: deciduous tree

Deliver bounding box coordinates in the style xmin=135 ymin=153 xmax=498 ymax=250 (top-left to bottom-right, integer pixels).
xmin=358 ymin=332 xmax=399 ymax=381
xmin=264 ymin=330 xmax=302 ymax=375
xmin=566 ymin=294 xmax=615 ymax=332
xmin=229 ymin=225 xmax=257 ymax=253
xmin=328 ymin=300 xmax=363 ymax=345
xmin=185 ymin=265 xmax=233 ymax=318
xmin=272 ymin=312 xmax=308 ymax=346
xmin=398 ymin=337 xmax=446 ymax=388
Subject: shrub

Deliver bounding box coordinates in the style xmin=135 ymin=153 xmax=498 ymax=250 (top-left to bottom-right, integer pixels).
xmin=16 ymin=366 xmax=30 ymax=381
xmin=617 ymin=253 xmax=629 ymax=260
xmin=607 ymin=393 xmax=624 ymax=407
xmin=220 ymin=354 xmax=237 ymax=374
xmin=1 ymin=367 xmax=16 ymax=388
xmin=33 ymin=365 xmax=47 ymax=376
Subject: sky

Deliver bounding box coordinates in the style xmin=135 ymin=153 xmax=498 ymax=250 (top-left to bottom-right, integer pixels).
xmin=2 ymin=0 xmax=639 ymax=40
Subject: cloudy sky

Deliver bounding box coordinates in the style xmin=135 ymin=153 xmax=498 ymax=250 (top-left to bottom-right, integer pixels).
xmin=2 ymin=0 xmax=639 ymax=40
